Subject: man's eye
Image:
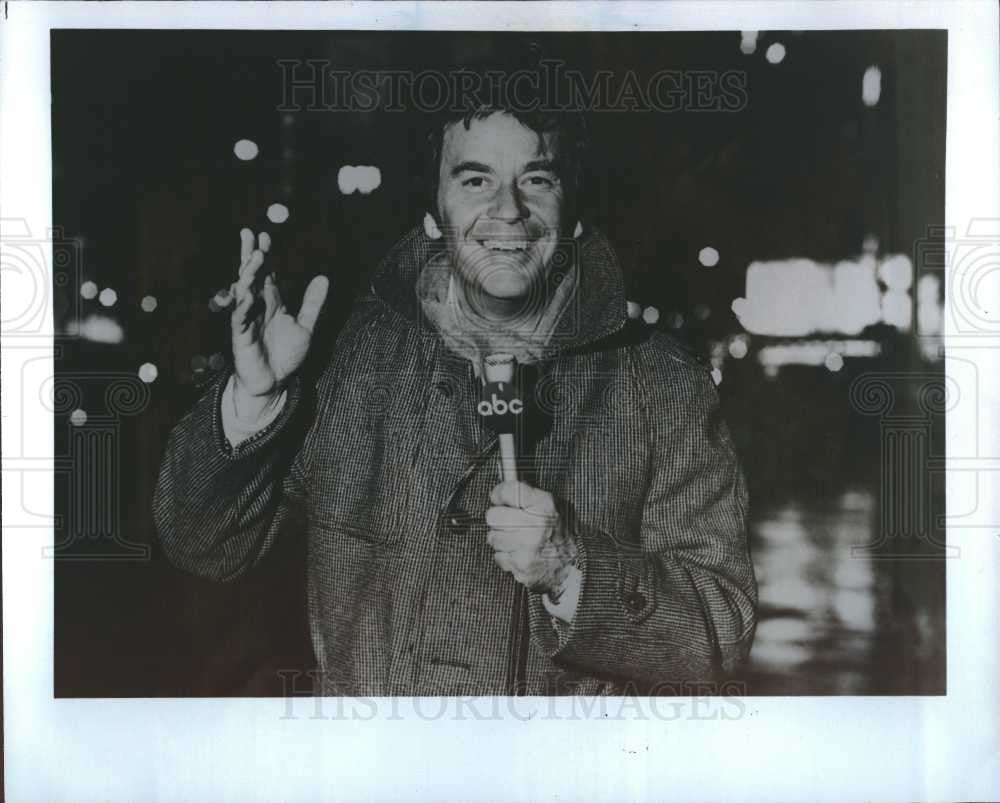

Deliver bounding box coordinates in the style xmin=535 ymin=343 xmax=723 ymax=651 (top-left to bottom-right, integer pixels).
xmin=462 ymin=176 xmax=489 ymax=189
xmin=523 ymin=174 xmax=556 ymax=189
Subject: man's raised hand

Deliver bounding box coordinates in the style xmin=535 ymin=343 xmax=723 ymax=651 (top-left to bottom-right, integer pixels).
xmin=221 ymin=228 xmax=329 ymax=413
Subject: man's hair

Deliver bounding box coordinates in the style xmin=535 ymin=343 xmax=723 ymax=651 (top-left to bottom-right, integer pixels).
xmin=421 ymin=39 xmax=590 ymax=227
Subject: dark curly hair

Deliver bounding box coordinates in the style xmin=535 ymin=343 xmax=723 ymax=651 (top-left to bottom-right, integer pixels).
xmin=421 ymin=39 xmax=590 ymax=230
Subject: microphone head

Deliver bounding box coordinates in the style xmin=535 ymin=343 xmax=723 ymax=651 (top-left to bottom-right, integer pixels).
xmin=483 ymin=353 xmax=515 ymax=384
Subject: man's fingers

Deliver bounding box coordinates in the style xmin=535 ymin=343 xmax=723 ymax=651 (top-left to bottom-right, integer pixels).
xmin=489 ymin=480 xmax=556 ymax=514
xmin=296 ymin=275 xmax=329 ymax=333
xmin=486 ymin=505 xmax=541 ymax=530
xmin=258 ymin=231 xmax=271 ymax=253
xmin=493 ymin=552 xmax=514 ymax=573
xmin=487 ymin=528 xmax=535 ymax=553
xmin=239 ymin=228 xmax=254 ymax=269
xmin=261 ymin=274 xmax=280 ymax=321
xmin=235 ymin=249 xmax=265 ymax=297
xmin=230 ymin=291 xmax=255 ymax=339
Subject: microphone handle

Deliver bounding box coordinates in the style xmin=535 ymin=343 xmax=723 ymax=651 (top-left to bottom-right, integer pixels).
xmin=484 ymin=353 xmax=519 ymax=483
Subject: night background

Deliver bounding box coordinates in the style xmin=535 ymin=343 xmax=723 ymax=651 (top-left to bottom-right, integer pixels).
xmin=50 ymin=29 xmax=947 ymax=696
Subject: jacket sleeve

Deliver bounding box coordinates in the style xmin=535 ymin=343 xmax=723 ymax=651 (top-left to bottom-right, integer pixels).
xmin=151 ymin=369 xmax=314 ymax=582
xmin=527 ymin=348 xmax=757 ymax=690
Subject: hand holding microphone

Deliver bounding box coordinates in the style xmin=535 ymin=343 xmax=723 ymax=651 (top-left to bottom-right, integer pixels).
xmin=480 ymin=354 xmax=580 ymax=602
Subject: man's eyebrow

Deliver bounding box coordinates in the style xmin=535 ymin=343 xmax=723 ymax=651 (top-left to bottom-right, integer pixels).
xmin=524 ymin=159 xmax=560 ymax=173
xmin=450 ymin=161 xmax=494 ymax=176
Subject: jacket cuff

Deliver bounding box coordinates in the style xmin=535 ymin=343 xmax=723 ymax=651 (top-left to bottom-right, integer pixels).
xmin=207 ymin=371 xmax=303 ymax=461
xmin=528 ymin=520 xmax=657 ymax=676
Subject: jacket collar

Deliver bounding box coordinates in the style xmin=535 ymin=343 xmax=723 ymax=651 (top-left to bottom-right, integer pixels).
xmin=369 ymin=225 xmax=628 ymax=357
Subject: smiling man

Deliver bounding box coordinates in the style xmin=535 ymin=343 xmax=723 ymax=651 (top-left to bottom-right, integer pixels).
xmin=153 ymin=56 xmax=757 ymax=696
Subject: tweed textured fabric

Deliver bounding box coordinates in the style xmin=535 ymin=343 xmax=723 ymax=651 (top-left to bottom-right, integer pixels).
xmin=153 ymin=225 xmax=757 ymax=696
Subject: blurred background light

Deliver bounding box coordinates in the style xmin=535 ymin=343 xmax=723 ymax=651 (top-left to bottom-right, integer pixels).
xmin=642 ymin=305 xmax=660 ymax=324
xmin=711 ymin=367 xmax=723 ymax=385
xmin=233 ymin=138 xmax=259 ymax=161
xmin=917 ymin=275 xmax=943 ymax=335
xmin=693 ymin=304 xmax=711 ymax=321
xmin=140 ymin=294 xmax=158 ymax=312
xmin=740 ymin=31 xmax=759 ymax=55
xmin=698 ymin=246 xmax=720 ymax=267
xmin=138 ymin=362 xmax=158 ymax=383
xmin=735 ymin=255 xmax=899 ymax=336
xmin=98 ymin=287 xmax=118 ymax=307
xmin=626 ymin=300 xmax=642 ymax=319
xmin=824 ymin=352 xmax=844 ymax=372
xmin=862 ymin=65 xmax=882 ymax=107
xmin=877 ymin=254 xmax=913 ymax=291
xmin=766 ymin=42 xmax=787 ymax=64
xmin=266 ymin=203 xmax=290 ymax=224
xmin=728 ymin=335 xmax=749 ymax=359
xmin=77 ymin=313 xmax=124 ymax=344
xmin=80 ymin=280 xmax=98 ymax=300
xmin=191 ymin=354 xmax=208 ymax=372
xmin=881 ymin=288 xmax=913 ymax=330
xmin=757 ymin=339 xmax=880 ymax=368
xmin=668 ymin=311 xmax=685 ymax=330
xmin=337 ymin=165 xmax=383 ymax=195
xmin=208 ymin=353 xmax=225 ymax=370
xmin=69 ymin=409 xmax=88 ymax=427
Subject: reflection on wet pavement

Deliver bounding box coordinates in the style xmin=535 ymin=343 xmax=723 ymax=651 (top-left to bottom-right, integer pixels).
xmin=741 ymin=488 xmax=945 ymax=695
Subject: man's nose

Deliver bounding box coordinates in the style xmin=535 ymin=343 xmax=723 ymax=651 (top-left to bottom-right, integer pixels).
xmin=487 ymin=182 xmax=529 ymax=223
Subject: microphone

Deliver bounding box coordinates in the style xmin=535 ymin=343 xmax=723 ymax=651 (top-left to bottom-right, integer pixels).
xmin=480 ymin=353 xmax=523 ymax=482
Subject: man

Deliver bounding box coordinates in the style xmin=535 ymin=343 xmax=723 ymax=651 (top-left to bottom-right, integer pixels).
xmin=153 ymin=81 xmax=757 ymax=696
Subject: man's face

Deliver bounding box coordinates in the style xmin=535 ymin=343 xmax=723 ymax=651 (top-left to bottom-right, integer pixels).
xmin=436 ymin=112 xmax=565 ymax=305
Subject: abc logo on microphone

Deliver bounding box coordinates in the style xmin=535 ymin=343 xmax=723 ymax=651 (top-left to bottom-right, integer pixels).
xmin=477 ymin=381 xmax=523 ymax=433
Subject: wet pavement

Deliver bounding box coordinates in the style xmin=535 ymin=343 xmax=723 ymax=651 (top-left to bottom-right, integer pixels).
xmin=740 ymin=488 xmax=946 ymax=695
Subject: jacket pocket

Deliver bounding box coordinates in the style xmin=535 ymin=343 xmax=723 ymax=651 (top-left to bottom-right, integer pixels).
xmin=309 ymin=506 xmax=406 ymax=546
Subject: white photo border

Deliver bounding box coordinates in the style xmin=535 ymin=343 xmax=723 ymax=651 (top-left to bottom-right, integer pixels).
xmin=2 ymin=2 xmax=998 ymax=801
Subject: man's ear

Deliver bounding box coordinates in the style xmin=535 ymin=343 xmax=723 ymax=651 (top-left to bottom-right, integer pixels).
xmin=423 ymin=212 xmax=443 ymax=240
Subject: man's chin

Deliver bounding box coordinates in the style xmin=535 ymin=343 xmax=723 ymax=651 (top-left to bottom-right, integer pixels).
xmin=478 ymin=268 xmax=532 ymax=299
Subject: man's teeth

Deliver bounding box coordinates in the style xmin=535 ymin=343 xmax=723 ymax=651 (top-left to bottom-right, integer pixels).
xmin=480 ymin=240 xmax=530 ymax=251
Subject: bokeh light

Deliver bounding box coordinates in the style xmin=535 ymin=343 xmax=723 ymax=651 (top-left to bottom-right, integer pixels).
xmin=728 ymin=337 xmax=749 ymax=360
xmin=740 ymin=31 xmax=759 ymax=55
xmin=140 ymin=295 xmax=158 ymax=312
xmin=69 ymin=409 xmax=88 ymax=427
xmin=266 ymin=203 xmax=290 ymax=224
xmin=881 ymin=289 xmax=912 ymax=330
xmin=862 ymin=65 xmax=882 ymax=107
xmin=878 ymin=254 xmax=913 ymax=291
xmin=642 ymin=306 xmax=660 ymax=324
xmin=711 ymin=368 xmax=723 ymax=385
xmin=77 ymin=314 xmax=124 ymax=344
xmin=626 ymin=300 xmax=642 ymax=319
xmin=698 ymin=246 xmax=720 ymax=267
xmin=337 ymin=165 xmax=383 ymax=195
xmin=233 ymin=139 xmax=259 ymax=161
xmin=766 ymin=42 xmax=787 ymax=64
xmin=825 ymin=353 xmax=845 ymax=372
xmin=138 ymin=362 xmax=158 ymax=383
xmin=80 ymin=281 xmax=98 ymax=300
xmin=98 ymin=288 xmax=117 ymax=307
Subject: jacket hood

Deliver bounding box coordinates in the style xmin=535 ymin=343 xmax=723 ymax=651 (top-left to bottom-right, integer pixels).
xmin=368 ymin=225 xmax=629 ymax=359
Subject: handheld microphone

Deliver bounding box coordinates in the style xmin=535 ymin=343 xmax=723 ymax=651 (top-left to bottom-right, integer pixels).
xmin=480 ymin=353 xmax=522 ymax=482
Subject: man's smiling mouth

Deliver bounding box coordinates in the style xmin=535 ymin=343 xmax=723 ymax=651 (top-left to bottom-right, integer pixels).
xmin=477 ymin=239 xmax=532 ymax=251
